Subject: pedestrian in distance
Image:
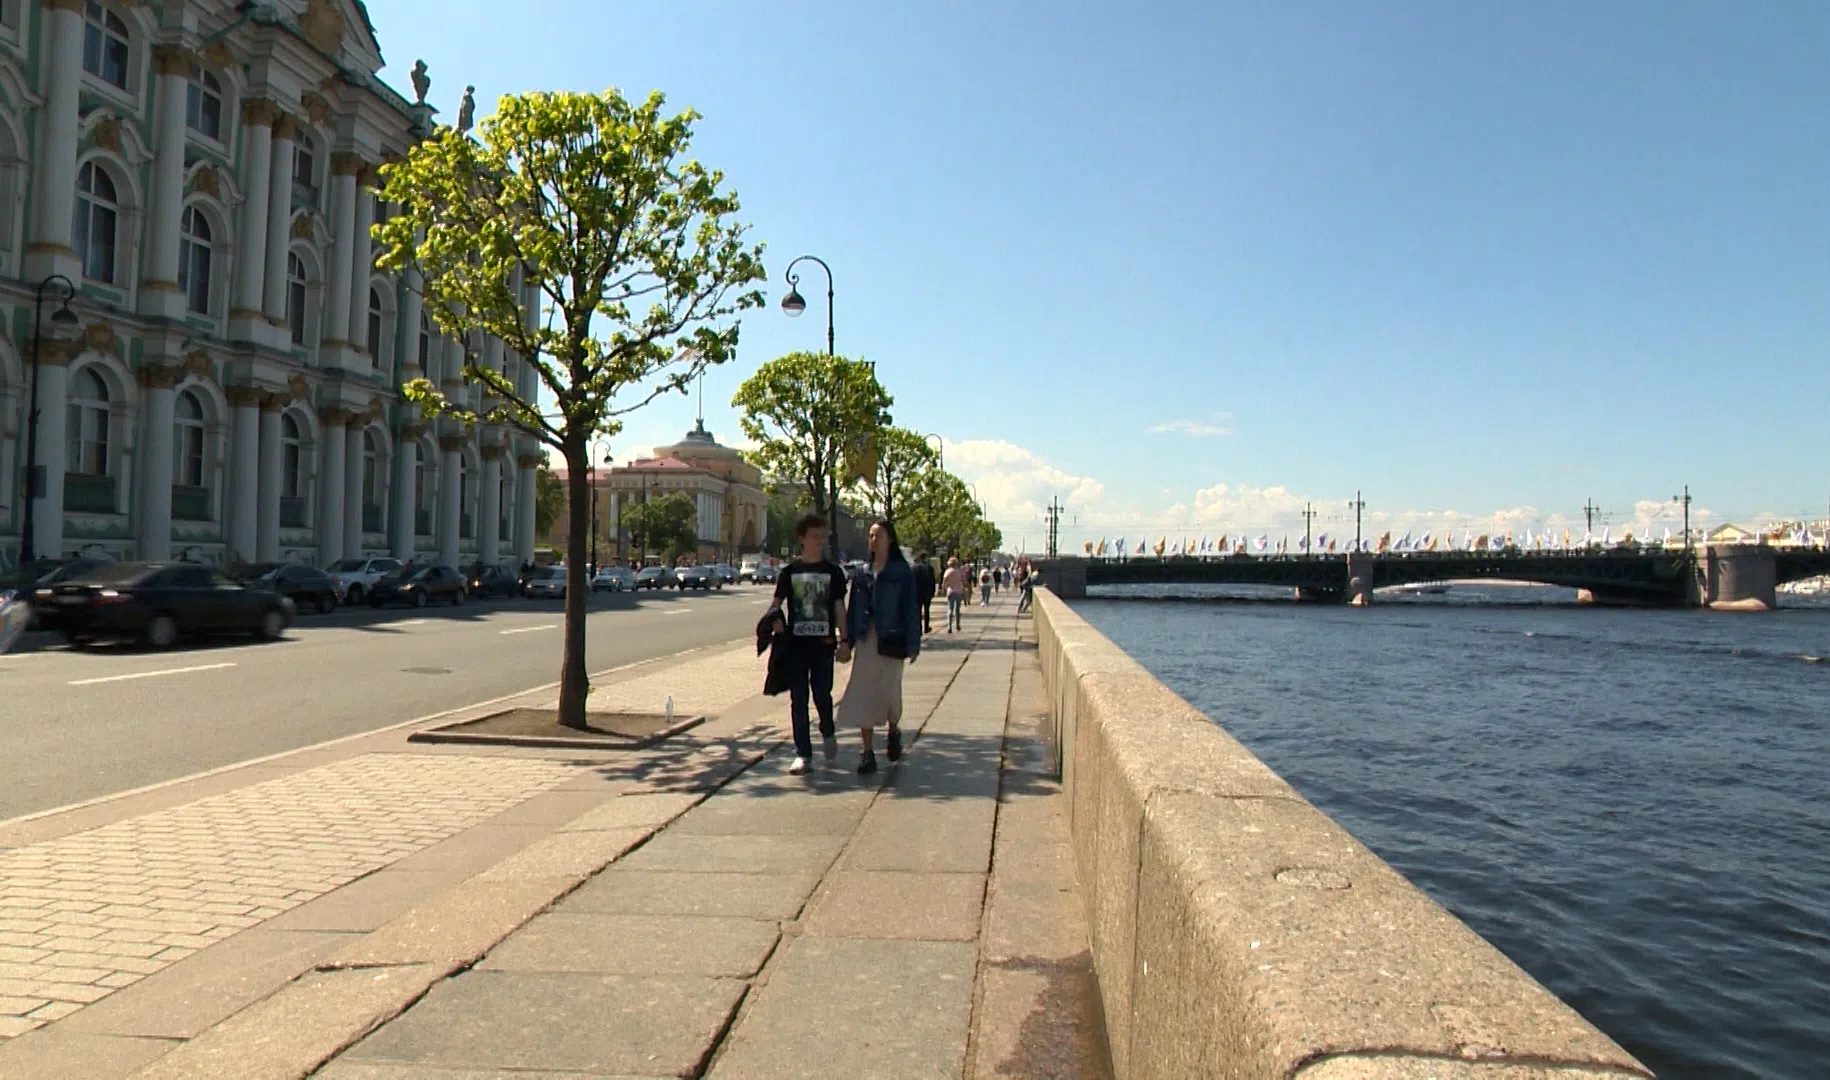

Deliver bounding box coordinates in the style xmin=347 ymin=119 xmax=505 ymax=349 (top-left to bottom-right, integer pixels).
xmin=837 ymin=519 xmax=922 ymax=775
xmin=1017 ymin=566 xmax=1038 ymax=614
xmin=942 ymin=556 xmax=966 ymax=633
xmin=768 ymin=513 xmax=848 ymax=776
xmin=913 ymin=551 xmax=937 ymax=634
xmin=979 ymin=566 xmax=993 ymax=606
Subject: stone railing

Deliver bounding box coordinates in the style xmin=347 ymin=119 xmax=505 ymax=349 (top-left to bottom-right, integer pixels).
xmin=1031 ymin=588 xmax=1651 ymax=1079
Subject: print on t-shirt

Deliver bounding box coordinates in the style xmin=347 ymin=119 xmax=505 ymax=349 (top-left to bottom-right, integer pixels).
xmin=788 ymin=570 xmax=834 ymax=636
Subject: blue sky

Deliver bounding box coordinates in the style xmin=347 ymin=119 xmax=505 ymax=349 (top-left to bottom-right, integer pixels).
xmin=370 ymin=0 xmax=1829 ymax=550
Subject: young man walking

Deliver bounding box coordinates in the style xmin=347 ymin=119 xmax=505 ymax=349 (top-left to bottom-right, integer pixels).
xmin=769 ymin=513 xmax=848 ymax=775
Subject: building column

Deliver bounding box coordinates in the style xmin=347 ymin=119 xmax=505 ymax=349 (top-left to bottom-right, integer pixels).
xmin=135 ymin=367 xmax=178 ymax=561
xmin=139 ymin=46 xmax=195 ymax=311
xmin=514 ymin=451 xmax=539 ymax=568
xmin=256 ymin=396 xmax=283 ymax=561
xmin=478 ymin=442 xmax=503 ymax=567
xmin=25 ymin=0 xmax=85 ymax=281
xmin=342 ymin=421 xmax=365 ymax=557
xmin=26 ymin=349 xmax=72 ymax=559
xmin=317 ymin=408 xmax=350 ymax=566
xmin=391 ymin=427 xmax=420 ymax=561
xmin=437 ymin=434 xmax=464 ymax=569
xmin=398 ymin=262 xmax=425 ymax=375
xmin=347 ymin=175 xmax=375 ymax=356
xmin=230 ymin=101 xmax=277 ymax=330
xmin=226 ymin=386 xmax=262 ymax=563
xmin=322 ymin=154 xmax=363 ymax=350
xmin=262 ymin=115 xmax=297 ymax=322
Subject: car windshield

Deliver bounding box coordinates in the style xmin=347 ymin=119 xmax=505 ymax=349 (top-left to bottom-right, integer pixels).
xmin=409 ymin=567 xmax=438 ymax=581
xmin=329 ymin=559 xmax=367 ymax=572
xmin=539 ymin=567 xmax=565 ymax=579
xmin=68 ymin=563 xmax=158 ymax=586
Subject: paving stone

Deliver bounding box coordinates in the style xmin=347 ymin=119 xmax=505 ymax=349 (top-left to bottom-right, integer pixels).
xmin=557 ymin=792 xmax=704 ymax=832
xmin=708 ymin=937 xmax=976 ymax=1079
xmin=843 ymin=798 xmax=997 ymax=874
xmin=666 ymin=787 xmax=873 ymax=836
xmin=342 ymin=971 xmax=744 ymax=1077
xmin=320 ymin=1063 xmax=650 ymax=1080
xmin=0 ymin=1028 xmax=178 ymax=1080
xmin=560 ymin=869 xmax=820 ymax=920
xmin=803 ymin=872 xmax=985 ymax=941
xmin=616 ymin=832 xmax=846 ymax=875
xmin=470 ymin=828 xmax=650 ymax=884
xmin=327 ymin=879 xmax=568 ymax=969
xmin=481 ymin=913 xmax=779 ymax=977
xmin=261 ymin=871 xmax=467 ymax=934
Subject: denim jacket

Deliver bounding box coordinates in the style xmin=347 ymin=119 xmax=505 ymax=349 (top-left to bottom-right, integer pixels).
xmin=844 ymin=559 xmax=922 ymax=660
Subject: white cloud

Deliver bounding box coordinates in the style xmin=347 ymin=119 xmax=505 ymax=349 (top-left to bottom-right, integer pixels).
xmin=1147 ymin=417 xmax=1232 ymax=438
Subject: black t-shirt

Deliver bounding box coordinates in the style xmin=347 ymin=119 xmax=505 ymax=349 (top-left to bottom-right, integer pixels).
xmin=773 ymin=559 xmax=848 ymax=638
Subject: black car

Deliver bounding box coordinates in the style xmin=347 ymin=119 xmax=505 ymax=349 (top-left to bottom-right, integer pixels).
xmin=463 ymin=564 xmax=518 ymax=598
xmin=42 ymin=562 xmax=293 ymax=649
xmin=254 ymin=565 xmax=341 ymax=615
xmin=11 ymin=558 xmax=111 ymax=632
xmin=367 ymin=565 xmax=467 ymax=608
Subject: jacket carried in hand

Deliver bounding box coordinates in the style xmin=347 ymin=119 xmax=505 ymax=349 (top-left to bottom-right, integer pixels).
xmin=843 ymin=559 xmax=922 ymax=659
xmin=756 ymin=610 xmax=793 ymax=695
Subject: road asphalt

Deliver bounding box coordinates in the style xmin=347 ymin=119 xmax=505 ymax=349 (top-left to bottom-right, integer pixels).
xmin=0 ymin=583 xmax=773 ymax=821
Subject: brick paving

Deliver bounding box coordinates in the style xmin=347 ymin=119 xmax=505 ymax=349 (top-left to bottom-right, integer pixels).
xmin=0 ymin=753 xmax=578 ymax=1037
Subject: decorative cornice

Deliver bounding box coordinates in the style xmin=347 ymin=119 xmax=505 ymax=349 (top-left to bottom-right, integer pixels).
xmin=241 ymin=100 xmax=279 ymax=128
xmin=438 ymin=434 xmax=469 ymax=453
xmin=226 ymin=385 xmax=265 ymax=408
xmin=301 ymin=91 xmax=332 ymax=125
xmin=319 ymin=406 xmax=356 ymax=427
xmin=151 ymin=45 xmax=197 ymax=78
xmin=479 ymin=443 xmax=506 ymax=461
xmin=201 ymin=40 xmax=237 ymax=72
xmin=36 ymin=339 xmax=78 ymax=367
xmin=330 ymin=151 xmax=366 ymax=177
xmin=42 ymin=0 xmax=87 ymax=13
xmin=287 ymin=374 xmax=311 ymax=401
xmin=398 ymin=423 xmax=427 ymax=441
xmin=516 ymin=453 xmax=543 ymax=470
xmin=271 ymin=112 xmax=300 ymax=142
xmin=258 ymin=391 xmax=288 ymax=412
xmin=136 ymin=364 xmax=182 ymax=390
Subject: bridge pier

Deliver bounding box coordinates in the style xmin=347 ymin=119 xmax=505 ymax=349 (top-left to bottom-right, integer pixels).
xmin=1034 ymin=558 xmax=1087 ymax=599
xmin=1345 ymin=552 xmax=1375 ymax=606
xmin=1704 ymin=544 xmax=1776 ymax=611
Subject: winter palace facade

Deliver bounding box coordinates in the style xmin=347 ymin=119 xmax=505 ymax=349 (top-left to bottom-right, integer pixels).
xmin=0 ymin=0 xmax=542 ymax=572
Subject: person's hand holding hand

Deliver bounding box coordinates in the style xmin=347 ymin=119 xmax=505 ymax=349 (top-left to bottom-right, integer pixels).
xmin=836 ymin=643 xmax=853 ymax=663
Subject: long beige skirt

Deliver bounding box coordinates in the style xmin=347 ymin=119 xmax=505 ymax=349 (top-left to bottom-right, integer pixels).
xmin=839 ymin=629 xmax=905 ymax=731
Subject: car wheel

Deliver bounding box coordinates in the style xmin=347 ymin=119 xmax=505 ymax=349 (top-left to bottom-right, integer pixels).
xmin=369 ymin=597 xmax=384 ymax=608
xmin=452 ymin=588 xmax=464 ymax=606
xmin=413 ymin=591 xmax=428 ymax=609
xmin=317 ymin=593 xmax=336 ymax=615
xmin=346 ymin=584 xmax=364 ymax=605
xmin=61 ymin=632 xmax=90 ymax=649
xmin=145 ymin=615 xmax=179 ymax=650
xmin=259 ymin=608 xmax=286 ymax=640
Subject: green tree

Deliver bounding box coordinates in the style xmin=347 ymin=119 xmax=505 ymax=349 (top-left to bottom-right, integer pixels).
xmin=858 ymin=426 xmax=937 ymax=526
xmin=375 ymin=89 xmax=765 ymax=728
xmin=534 ymin=461 xmax=566 ymax=539
xmin=732 ymin=353 xmax=889 ymax=559
xmin=622 ymin=492 xmax=699 ymax=563
xmin=899 ymin=467 xmax=976 ymax=556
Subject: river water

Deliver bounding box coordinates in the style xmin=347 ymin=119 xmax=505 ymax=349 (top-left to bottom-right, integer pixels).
xmin=1076 ymin=583 xmax=1830 ymax=1079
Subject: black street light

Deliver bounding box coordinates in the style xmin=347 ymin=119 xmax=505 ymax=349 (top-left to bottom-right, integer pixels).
xmin=780 ymin=254 xmax=834 ymax=357
xmin=589 ymin=448 xmax=612 ymax=577
xmin=924 ymin=432 xmax=944 ymax=470
xmin=21 ymin=275 xmax=80 ymax=564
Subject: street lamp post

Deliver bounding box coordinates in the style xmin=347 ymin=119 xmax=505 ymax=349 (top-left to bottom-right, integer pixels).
xmin=1673 ymin=485 xmax=1691 ymax=552
xmin=1348 ymin=490 xmax=1366 ymax=552
xmin=21 ymin=275 xmax=80 ymax=564
xmin=781 ymin=254 xmax=840 ymax=557
xmin=924 ymin=433 xmax=944 ymax=470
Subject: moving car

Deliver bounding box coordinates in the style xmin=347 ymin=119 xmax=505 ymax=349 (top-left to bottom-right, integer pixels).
xmin=709 ymin=564 xmax=739 ymax=586
xmin=255 ymin=564 xmax=341 ymax=615
xmin=463 ymin=564 xmax=518 ymax=598
xmin=634 ymin=566 xmax=677 ymax=590
xmin=677 ymin=565 xmax=721 ymax=590
xmin=12 ymin=557 xmax=112 ymax=632
xmin=326 ymin=556 xmax=404 ymax=605
xmin=752 ymin=563 xmax=779 ymax=584
xmin=367 ymin=565 xmax=467 ymax=608
xmin=592 ymin=566 xmax=636 ymax=592
xmin=521 ymin=565 xmax=568 ymax=599
xmin=41 ymin=562 xmax=293 ymax=649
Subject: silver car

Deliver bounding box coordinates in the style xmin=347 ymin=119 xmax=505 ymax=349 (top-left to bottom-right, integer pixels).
xmin=522 ymin=565 xmax=567 ymax=599
xmin=592 ymin=567 xmax=635 ymax=592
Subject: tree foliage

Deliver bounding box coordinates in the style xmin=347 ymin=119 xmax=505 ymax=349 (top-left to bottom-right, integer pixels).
xmin=534 ymin=462 xmax=565 ymax=539
xmin=898 ymin=467 xmax=999 ymax=558
xmin=374 ymin=88 xmax=764 ymax=728
xmin=732 ymin=353 xmax=890 ymax=557
xmin=858 ymin=426 xmax=938 ymax=525
xmin=622 ymin=492 xmax=699 ymax=562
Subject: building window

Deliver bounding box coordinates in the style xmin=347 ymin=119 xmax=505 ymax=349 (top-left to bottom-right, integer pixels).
xmin=66 ymin=368 xmax=110 ymax=476
xmin=82 ymin=2 xmax=129 ymax=89
xmin=178 ymin=205 xmax=212 ymax=314
xmin=366 ymin=287 xmax=382 ymax=360
xmin=281 ymin=413 xmax=303 ymax=498
xmin=287 ymin=252 xmax=308 ymax=345
xmin=73 ymin=161 xmax=118 ymax=283
xmin=362 ymin=429 xmax=381 ymax=506
xmin=185 ymin=66 xmax=222 ymax=140
xmin=173 ymin=389 xmax=205 ymax=487
xmin=417 ymin=312 xmax=430 ymax=370
xmin=291 ymin=144 xmax=317 ymax=208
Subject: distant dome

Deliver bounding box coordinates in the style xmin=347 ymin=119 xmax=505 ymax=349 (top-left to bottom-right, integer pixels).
xmin=657 ymin=419 xmax=740 ymax=460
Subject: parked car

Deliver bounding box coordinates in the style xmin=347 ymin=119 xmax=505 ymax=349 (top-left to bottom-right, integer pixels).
xmin=592 ymin=566 xmax=636 ymax=592
xmin=752 ymin=564 xmax=779 ymax=585
xmin=41 ymin=562 xmax=293 ymax=649
xmin=521 ymin=565 xmax=568 ymax=599
xmin=677 ymin=564 xmax=721 ymax=590
xmin=367 ymin=565 xmax=467 ymax=608
xmin=326 ymin=556 xmax=404 ymax=605
xmin=463 ymin=564 xmax=519 ymax=598
xmin=255 ymin=564 xmax=341 ymax=615
xmin=635 ymin=566 xmax=677 ymax=590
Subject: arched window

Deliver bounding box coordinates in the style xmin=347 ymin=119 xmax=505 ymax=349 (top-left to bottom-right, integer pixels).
xmin=366 ymin=287 xmax=383 ymax=360
xmin=178 ymin=205 xmax=212 ymax=314
xmin=73 ymin=161 xmax=118 ymax=283
xmin=287 ymin=252 xmax=308 ymax=345
xmin=362 ymin=430 xmax=380 ymax=508
xmin=66 ymin=368 xmax=110 ymax=476
xmin=81 ymin=2 xmax=129 ymax=89
xmin=417 ymin=312 xmax=430 ymax=371
xmin=280 ymin=414 xmax=303 ymax=498
xmin=173 ymin=390 xmax=205 ymax=487
xmin=185 ymin=66 xmax=222 ymax=140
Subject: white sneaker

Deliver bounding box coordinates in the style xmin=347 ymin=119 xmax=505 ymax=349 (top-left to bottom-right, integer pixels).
xmin=821 ymin=735 xmax=838 ymax=762
xmin=788 ymin=756 xmax=809 ymax=776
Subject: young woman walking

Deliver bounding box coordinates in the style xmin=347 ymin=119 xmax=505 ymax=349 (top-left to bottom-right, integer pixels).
xmin=942 ymin=557 xmax=966 ymax=632
xmin=837 ymin=520 xmax=922 ymax=775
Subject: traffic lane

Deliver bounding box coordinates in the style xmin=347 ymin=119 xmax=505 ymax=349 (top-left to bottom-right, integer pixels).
xmin=0 ymin=587 xmax=773 ymax=820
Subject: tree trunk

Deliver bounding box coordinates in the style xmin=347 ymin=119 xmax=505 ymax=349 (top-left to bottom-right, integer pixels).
xmin=558 ymin=439 xmax=591 ymax=729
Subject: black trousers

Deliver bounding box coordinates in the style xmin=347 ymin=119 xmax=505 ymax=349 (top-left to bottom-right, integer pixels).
xmin=784 ymin=641 xmax=835 ymax=758
xmin=920 ymin=596 xmax=934 ymax=633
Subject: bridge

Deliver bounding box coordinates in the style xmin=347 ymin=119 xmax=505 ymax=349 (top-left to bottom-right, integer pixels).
xmin=1035 ymin=544 xmax=1830 ymax=609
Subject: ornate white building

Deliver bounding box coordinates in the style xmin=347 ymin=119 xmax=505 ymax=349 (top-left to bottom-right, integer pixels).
xmin=0 ymin=0 xmax=541 ymax=571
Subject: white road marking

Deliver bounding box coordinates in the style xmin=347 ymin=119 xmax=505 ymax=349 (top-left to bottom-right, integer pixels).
xmin=661 ymin=609 xmax=693 ymax=616
xmin=69 ymin=662 xmax=237 ymax=687
xmin=393 ymin=619 xmax=430 ymax=627
xmin=498 ymin=624 xmax=558 ymax=635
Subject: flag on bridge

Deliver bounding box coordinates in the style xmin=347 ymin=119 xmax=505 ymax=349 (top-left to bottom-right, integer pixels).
xmin=1096 ymin=537 xmax=1108 ymax=557
xmin=1600 ymin=527 xmax=1611 ymax=546
xmin=1253 ymin=535 xmax=1268 ymax=553
xmin=1216 ymin=534 xmax=1228 ymax=554
xmin=1136 ymin=539 xmax=1147 ymax=556
xmin=1424 ymin=534 xmax=1438 ymax=552
xmin=1327 ymin=538 xmax=1338 ymax=552
xmin=1297 ymin=534 xmax=1309 ymax=552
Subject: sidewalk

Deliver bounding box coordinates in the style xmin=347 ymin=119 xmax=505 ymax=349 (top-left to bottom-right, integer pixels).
xmin=0 ymin=595 xmax=1108 ymax=1078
